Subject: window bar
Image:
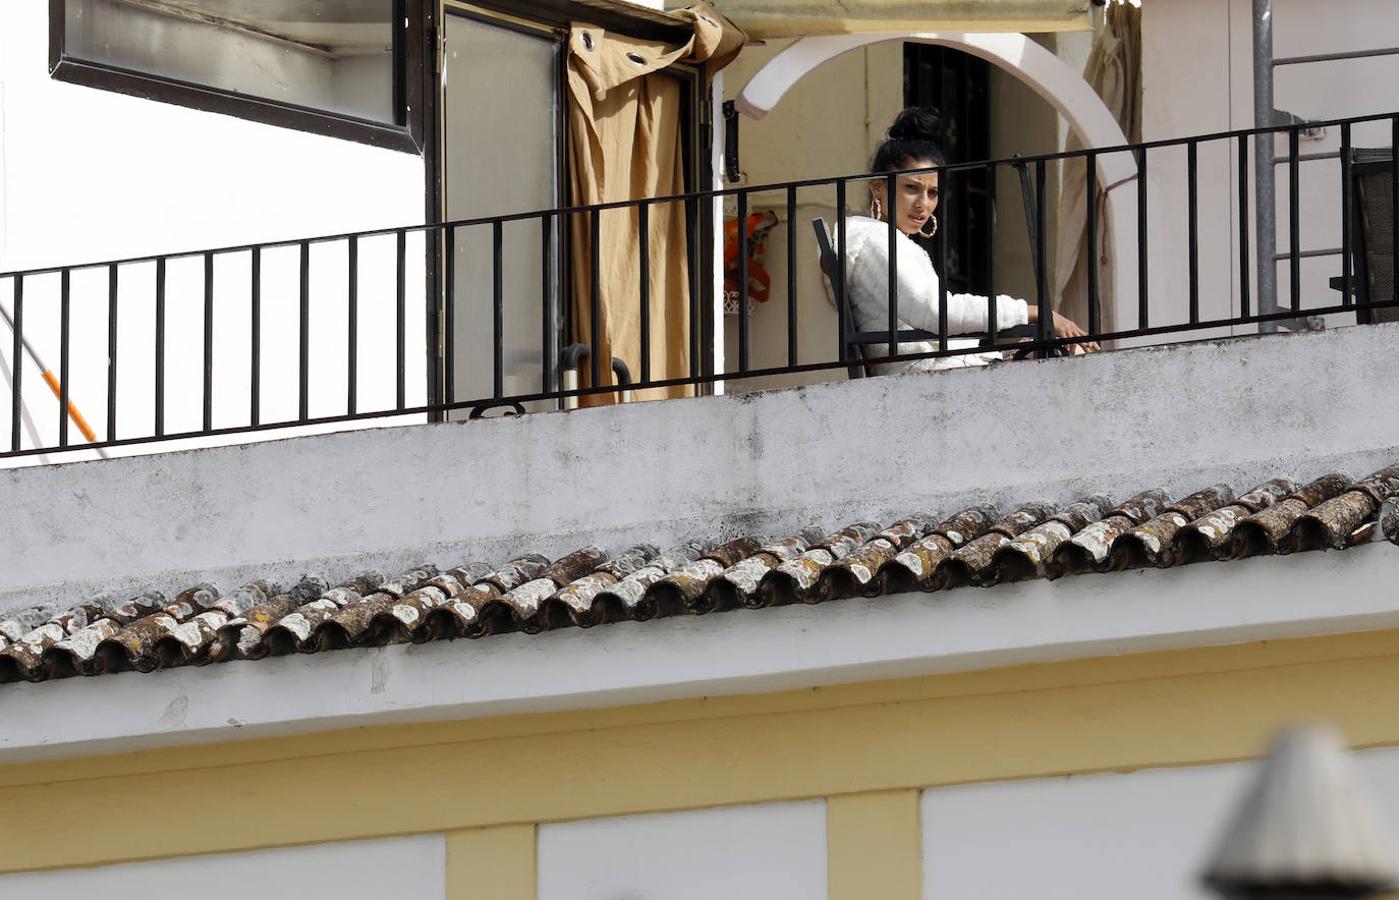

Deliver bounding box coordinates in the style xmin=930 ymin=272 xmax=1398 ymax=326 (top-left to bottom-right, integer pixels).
xmin=786 ymin=184 xmax=798 ymax=367
xmin=1391 ymin=116 xmax=1398 ymax=308
xmin=444 ymin=227 xmax=455 ymax=406
xmin=1137 ymin=147 xmax=1149 ymax=329
xmin=299 ymin=241 xmax=310 ymax=422
xmin=347 ymin=236 xmax=357 ymax=416
xmin=203 ymin=251 xmax=214 ymax=432
xmin=541 ymin=214 xmax=554 ymax=396
xmin=936 ymin=167 xmax=948 ymax=352
xmin=492 ymin=220 xmax=504 ymax=400
xmin=9 ymin=275 xmax=20 ymax=453
xmin=155 ymin=257 xmax=166 ymax=438
xmin=1085 ymin=153 xmax=1099 ymax=334
xmin=835 ymin=179 xmax=848 ymax=364
xmin=738 ymin=188 xmax=751 ymax=374
xmin=106 ymin=263 xmax=118 ymax=442
xmin=686 ymin=197 xmax=700 ymax=380
xmin=589 ymin=209 xmax=602 ymax=390
xmin=396 ymin=230 xmax=406 ymax=411
xmin=1289 ymin=127 xmax=1301 ymax=312
xmin=250 ymin=247 xmax=261 ymax=427
xmin=1340 ymin=123 xmax=1353 ymax=308
xmin=886 ymin=173 xmax=898 ymax=361
xmin=1238 ymin=133 xmax=1251 ymax=319
xmin=1187 ymin=140 xmax=1200 ymax=324
xmin=988 ymin=162 xmax=1001 ymax=342
xmin=58 ymin=268 xmax=70 ymax=448
xmin=638 ymin=202 xmax=651 ymax=385
xmin=1036 ymin=159 xmax=1051 ymax=350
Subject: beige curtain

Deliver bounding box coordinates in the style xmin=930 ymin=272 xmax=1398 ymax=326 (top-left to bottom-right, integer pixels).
xmin=1053 ymin=0 xmax=1142 ymax=334
xmin=672 ymin=0 xmax=1091 ymax=38
xmin=566 ymin=4 xmax=743 ymax=406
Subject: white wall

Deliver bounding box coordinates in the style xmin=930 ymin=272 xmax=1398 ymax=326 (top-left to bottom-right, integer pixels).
xmin=0 ymin=2 xmax=425 ymax=465
xmin=922 ymin=745 xmax=1399 ymax=900
xmin=0 ymin=833 xmax=445 ymax=899
xmin=1140 ymin=0 xmax=1399 ymax=332
xmin=538 ymin=800 xmax=828 ymax=900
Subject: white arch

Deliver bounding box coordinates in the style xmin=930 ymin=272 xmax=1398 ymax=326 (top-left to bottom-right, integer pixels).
xmin=735 ymin=32 xmax=1138 ymax=330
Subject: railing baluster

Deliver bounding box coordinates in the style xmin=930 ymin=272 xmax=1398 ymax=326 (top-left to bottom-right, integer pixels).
xmin=1188 ymin=140 xmax=1200 ymax=324
xmin=1391 ymin=116 xmax=1398 ymax=309
xmin=250 ymin=247 xmax=261 ymax=427
xmin=203 ymin=251 xmax=214 ymax=432
xmin=58 ymin=269 xmax=70 ymax=448
xmin=786 ymin=184 xmax=798 ymax=367
xmin=638 ymin=202 xmax=651 ymax=385
xmin=541 ymin=214 xmax=554 ymax=396
xmin=299 ymin=241 xmax=310 ymax=422
xmin=685 ymin=197 xmax=700 ymax=380
xmin=1085 ymin=153 xmax=1098 ymax=334
xmin=396 ymin=230 xmax=406 ymax=411
xmin=347 ymin=236 xmax=357 ymax=415
xmin=738 ymin=189 xmax=751 ymax=374
xmin=589 ymin=209 xmax=602 ymax=390
xmin=1340 ymin=123 xmax=1353 ymax=309
xmin=9 ymin=275 xmax=21 ymax=452
xmin=155 ymin=257 xmax=165 ymax=438
xmin=886 ymin=173 xmax=898 ymax=361
xmin=1137 ymin=147 xmax=1149 ymax=329
xmin=493 ymin=220 xmax=504 ymax=400
xmin=835 ymin=179 xmax=847 ymax=366
xmin=1238 ymin=134 xmax=1251 ymax=319
xmin=1289 ymin=126 xmax=1301 ymax=312
xmin=936 ymin=167 xmax=948 ymax=352
xmin=444 ymin=227 xmax=455 ymax=407
xmin=987 ymin=163 xmax=1000 ymax=342
xmin=107 ymin=263 xmax=118 ymax=442
xmin=1036 ymin=159 xmax=1050 ymax=349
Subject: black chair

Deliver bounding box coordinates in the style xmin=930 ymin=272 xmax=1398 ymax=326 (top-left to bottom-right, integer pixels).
xmin=811 ymin=219 xmax=1044 ymax=378
xmin=1335 ymin=148 xmax=1397 ymax=324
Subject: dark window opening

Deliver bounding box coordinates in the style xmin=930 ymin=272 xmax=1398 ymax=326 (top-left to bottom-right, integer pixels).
xmin=903 ymin=43 xmax=993 ymax=297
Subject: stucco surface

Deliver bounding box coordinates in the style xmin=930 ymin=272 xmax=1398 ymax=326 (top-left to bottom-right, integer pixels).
xmin=3 ymin=322 xmax=1398 ymax=616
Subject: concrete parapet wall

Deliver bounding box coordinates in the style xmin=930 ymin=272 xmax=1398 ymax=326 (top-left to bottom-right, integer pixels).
xmin=3 ymin=323 xmax=1398 ymax=615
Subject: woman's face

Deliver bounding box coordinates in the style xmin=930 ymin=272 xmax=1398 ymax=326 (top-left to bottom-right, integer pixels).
xmin=872 ymin=158 xmax=940 ymax=237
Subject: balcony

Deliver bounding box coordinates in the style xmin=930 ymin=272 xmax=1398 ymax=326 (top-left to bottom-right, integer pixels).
xmin=0 ymin=112 xmax=1396 ymax=465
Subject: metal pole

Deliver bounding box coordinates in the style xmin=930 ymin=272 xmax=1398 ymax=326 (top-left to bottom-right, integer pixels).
xmin=1253 ymin=0 xmax=1279 ymax=331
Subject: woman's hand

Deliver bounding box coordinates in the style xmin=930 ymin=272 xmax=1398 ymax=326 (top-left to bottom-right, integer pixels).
xmin=1025 ymin=307 xmax=1100 ymax=354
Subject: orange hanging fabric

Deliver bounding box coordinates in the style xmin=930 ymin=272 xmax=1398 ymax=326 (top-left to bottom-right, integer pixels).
xmin=723 ymin=210 xmax=778 ymax=315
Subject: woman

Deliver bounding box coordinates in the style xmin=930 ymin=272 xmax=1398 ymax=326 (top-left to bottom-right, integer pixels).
xmin=844 ymin=108 xmax=1096 ymax=374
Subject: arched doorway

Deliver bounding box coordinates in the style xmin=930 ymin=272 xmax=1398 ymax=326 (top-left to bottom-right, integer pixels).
xmin=734 ymin=32 xmax=1139 ymax=333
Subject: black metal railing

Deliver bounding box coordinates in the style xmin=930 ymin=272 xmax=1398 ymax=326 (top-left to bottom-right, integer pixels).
xmin=2 ymin=111 xmax=1398 ymax=462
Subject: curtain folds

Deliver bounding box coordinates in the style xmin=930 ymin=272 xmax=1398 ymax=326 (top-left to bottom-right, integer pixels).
xmin=1052 ymin=0 xmax=1142 ymax=335
xmin=565 ymin=3 xmax=743 ymax=406
xmin=671 ymin=0 xmax=1091 ymax=39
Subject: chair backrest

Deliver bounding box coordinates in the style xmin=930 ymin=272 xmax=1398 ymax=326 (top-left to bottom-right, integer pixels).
xmin=811 ymin=217 xmax=865 ymax=379
xmin=1351 ymin=148 xmax=1397 ymax=324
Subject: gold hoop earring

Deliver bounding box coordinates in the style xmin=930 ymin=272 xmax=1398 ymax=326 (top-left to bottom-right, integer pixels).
xmin=870 ymin=197 xmax=883 ymax=220
xmin=920 ymin=215 xmax=938 ymax=238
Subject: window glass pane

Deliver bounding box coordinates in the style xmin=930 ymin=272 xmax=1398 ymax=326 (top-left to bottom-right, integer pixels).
xmin=442 ymin=13 xmax=558 ymax=412
xmin=64 ymin=0 xmax=397 ymax=124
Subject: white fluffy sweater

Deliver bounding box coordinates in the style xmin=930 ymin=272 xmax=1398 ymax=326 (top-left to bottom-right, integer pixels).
xmin=841 ymin=216 xmax=1030 ymax=373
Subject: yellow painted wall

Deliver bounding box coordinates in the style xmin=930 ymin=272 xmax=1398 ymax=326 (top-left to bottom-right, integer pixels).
xmin=6 ymin=627 xmax=1399 ymax=887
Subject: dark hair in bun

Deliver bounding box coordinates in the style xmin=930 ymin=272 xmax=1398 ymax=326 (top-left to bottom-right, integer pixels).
xmin=871 ymin=107 xmax=945 ymax=173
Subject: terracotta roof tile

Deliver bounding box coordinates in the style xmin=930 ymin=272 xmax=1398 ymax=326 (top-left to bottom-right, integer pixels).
xmin=5 ymin=464 xmax=1399 ymax=686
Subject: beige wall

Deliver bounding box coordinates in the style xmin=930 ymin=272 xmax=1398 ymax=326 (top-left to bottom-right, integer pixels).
xmin=720 ymin=37 xmax=1070 ymax=393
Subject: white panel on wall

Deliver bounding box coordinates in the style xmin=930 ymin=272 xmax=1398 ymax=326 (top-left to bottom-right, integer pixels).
xmin=0 ymin=833 xmax=446 ymax=900
xmin=922 ymin=746 xmax=1399 ymax=900
xmin=539 ymin=800 xmax=827 ymax=900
